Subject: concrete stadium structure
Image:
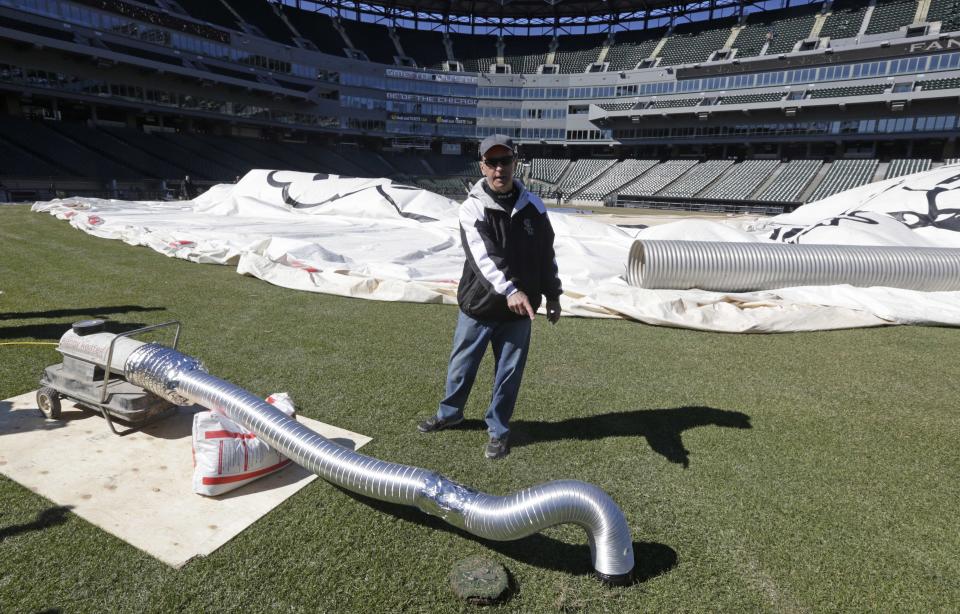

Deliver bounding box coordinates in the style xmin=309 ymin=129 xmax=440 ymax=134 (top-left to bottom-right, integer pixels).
xmin=1 ymin=0 xmax=959 ymax=211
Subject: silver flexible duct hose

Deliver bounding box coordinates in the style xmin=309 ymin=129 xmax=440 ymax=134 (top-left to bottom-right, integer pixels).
xmin=124 ymin=343 xmax=635 ymax=583
xmin=627 ymin=240 xmax=960 ymax=292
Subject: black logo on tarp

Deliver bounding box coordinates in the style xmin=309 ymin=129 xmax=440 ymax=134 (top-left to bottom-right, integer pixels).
xmin=265 ymin=171 xmax=436 ymax=221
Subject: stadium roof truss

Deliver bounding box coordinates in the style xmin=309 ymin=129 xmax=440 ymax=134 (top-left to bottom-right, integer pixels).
xmin=282 ymin=0 xmax=787 ymax=32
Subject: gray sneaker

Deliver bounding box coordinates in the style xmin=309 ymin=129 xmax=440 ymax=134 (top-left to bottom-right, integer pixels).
xmin=418 ymin=415 xmax=463 ymax=433
xmin=485 ymin=436 xmax=510 ymax=460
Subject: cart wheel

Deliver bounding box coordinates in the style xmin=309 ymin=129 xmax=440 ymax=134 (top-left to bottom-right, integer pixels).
xmin=37 ymin=387 xmax=62 ymax=420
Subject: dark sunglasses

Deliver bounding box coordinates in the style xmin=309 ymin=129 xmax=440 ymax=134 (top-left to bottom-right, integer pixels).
xmin=482 ymin=155 xmax=515 ymax=168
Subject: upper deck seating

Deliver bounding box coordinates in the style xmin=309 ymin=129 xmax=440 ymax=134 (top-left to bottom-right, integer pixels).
xmin=656 ymin=18 xmax=737 ymax=66
xmin=502 ymin=36 xmax=551 ymax=74
xmin=820 ymin=0 xmax=870 ymax=40
xmin=396 ymin=28 xmax=448 ymax=69
xmin=227 ymin=0 xmax=295 ymax=45
xmin=341 ymin=19 xmax=397 ymax=65
xmin=450 ymin=32 xmax=498 ymax=73
xmin=280 ymin=7 xmax=348 ymax=56
xmin=554 ymin=34 xmax=607 ymax=73
xmin=926 ymin=0 xmax=960 ymax=33
xmin=177 ymin=0 xmax=239 ymax=31
xmin=605 ymin=28 xmax=667 ymax=71
xmin=734 ymin=4 xmax=819 ymax=58
xmin=865 ymin=0 xmax=919 ymax=35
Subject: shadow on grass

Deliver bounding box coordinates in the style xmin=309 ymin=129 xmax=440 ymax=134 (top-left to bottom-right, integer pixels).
xmin=0 ymin=505 xmax=73 ymax=542
xmin=450 ymin=406 xmax=751 ymax=468
xmin=0 ymin=320 xmax=152 ymax=340
xmin=335 ymin=487 xmax=677 ymax=584
xmin=0 ymin=305 xmax=165 ymax=321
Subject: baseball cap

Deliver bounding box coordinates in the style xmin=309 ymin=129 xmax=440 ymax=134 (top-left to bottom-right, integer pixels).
xmin=479 ymin=134 xmax=515 ymax=159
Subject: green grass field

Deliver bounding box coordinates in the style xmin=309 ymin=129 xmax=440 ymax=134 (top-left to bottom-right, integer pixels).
xmin=2 ymin=204 xmax=959 ymax=612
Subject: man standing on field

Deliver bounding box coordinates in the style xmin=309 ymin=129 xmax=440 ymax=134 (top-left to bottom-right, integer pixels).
xmin=417 ymin=134 xmax=562 ymax=460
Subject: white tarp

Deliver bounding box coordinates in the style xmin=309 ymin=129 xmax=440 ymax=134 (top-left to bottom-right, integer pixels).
xmin=31 ymin=167 xmax=960 ymax=333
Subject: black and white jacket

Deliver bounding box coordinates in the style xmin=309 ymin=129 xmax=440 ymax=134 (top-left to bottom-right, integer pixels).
xmin=457 ymin=178 xmax=563 ymax=321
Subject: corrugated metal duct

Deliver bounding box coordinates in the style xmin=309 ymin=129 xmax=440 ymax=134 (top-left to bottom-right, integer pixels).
xmin=627 ymin=240 xmax=960 ymax=292
xmin=117 ymin=342 xmax=635 ymax=585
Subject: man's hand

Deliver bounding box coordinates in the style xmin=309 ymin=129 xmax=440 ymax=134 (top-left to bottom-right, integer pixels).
xmin=546 ymin=300 xmax=561 ymax=324
xmin=507 ymin=290 xmax=535 ymax=320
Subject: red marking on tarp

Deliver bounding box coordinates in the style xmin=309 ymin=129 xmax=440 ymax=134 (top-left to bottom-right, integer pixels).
xmin=86 ymin=215 xmax=104 ymax=226
xmin=201 ymin=459 xmax=292 ymax=485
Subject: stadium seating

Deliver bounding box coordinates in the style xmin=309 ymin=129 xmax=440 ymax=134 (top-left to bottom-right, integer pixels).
xmin=598 ymin=103 xmax=636 ymax=111
xmin=554 ymin=159 xmax=616 ymax=196
xmin=865 ymin=0 xmax=919 ymax=35
xmin=926 ymin=0 xmax=960 ymax=34
xmin=280 ymin=7 xmax=348 ymax=56
xmin=806 ymin=159 xmax=879 ymax=201
xmin=396 ymin=28 xmax=448 ymax=69
xmin=605 ymin=28 xmax=667 ymax=71
xmin=885 ymin=158 xmax=932 ymax=178
xmin=425 ymin=154 xmax=478 ymax=176
xmin=649 ymin=97 xmax=703 ymax=109
xmin=919 ymin=77 xmax=960 ymax=90
xmin=619 ymin=160 xmax=698 ymax=196
xmin=502 ymin=36 xmax=551 ymax=74
xmin=657 ymin=160 xmax=734 ymax=197
xmin=0 ymin=116 xmax=141 ymax=179
xmin=0 ymin=133 xmax=67 ymax=177
xmin=554 ymin=34 xmax=607 ymax=74
xmin=820 ymin=0 xmax=870 ymax=41
xmin=103 ymin=127 xmax=235 ymax=180
xmin=380 ymin=152 xmax=431 ymax=176
xmin=718 ymin=93 xmax=785 ymax=105
xmin=450 ymin=32 xmax=498 ymax=73
xmin=699 ymin=160 xmax=780 ymax=199
xmin=656 ymin=18 xmax=737 ymax=66
xmin=341 ymin=19 xmax=397 ymax=65
xmin=577 ymin=159 xmax=658 ymax=200
xmin=177 ymin=0 xmax=239 ymax=31
xmin=334 ymin=149 xmax=394 ymax=177
xmin=808 ymin=84 xmax=888 ymax=98
xmin=734 ymin=4 xmax=819 ymax=58
xmin=529 ymin=158 xmax=571 ymax=183
xmin=228 ymin=1 xmax=295 ymax=46
xmin=756 ymin=159 xmax=823 ymax=202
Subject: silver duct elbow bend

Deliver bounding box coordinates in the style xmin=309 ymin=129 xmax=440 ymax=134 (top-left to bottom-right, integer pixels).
xmin=124 ymin=343 xmax=636 ymax=585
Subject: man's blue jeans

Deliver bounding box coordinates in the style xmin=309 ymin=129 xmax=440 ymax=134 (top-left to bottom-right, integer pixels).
xmin=436 ymin=310 xmax=532 ymax=440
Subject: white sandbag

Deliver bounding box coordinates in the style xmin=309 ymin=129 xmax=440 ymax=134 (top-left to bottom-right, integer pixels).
xmin=191 ymin=393 xmax=295 ymax=496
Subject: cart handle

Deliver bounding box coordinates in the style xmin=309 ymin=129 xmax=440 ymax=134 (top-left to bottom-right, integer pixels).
xmin=100 ymin=321 xmax=182 ymax=404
